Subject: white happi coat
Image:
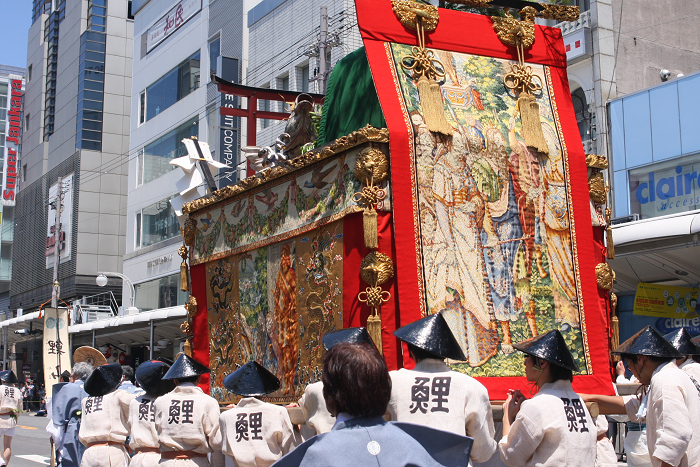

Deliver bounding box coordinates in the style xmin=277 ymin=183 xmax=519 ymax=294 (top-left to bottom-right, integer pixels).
xmin=128 ymin=393 xmax=161 ymax=467
xmin=78 ymin=389 xmax=135 ymax=467
xmin=499 ymin=380 xmax=596 ymax=467
xmin=220 ymin=397 xmax=296 ymax=466
xmin=388 ymin=358 xmax=496 ymax=463
xmin=624 ymin=361 xmax=700 ymax=467
xmin=154 ymin=383 xmax=224 ymax=467
xmin=679 ymin=359 xmax=700 ymax=391
xmin=0 ymin=384 xmax=22 ymax=430
xmin=595 ymin=415 xmax=618 ymax=467
xmin=298 ymin=381 xmax=335 ymax=436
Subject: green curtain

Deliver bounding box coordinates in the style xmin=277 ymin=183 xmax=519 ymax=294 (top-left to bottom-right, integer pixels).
xmin=318 ymin=47 xmax=386 ymax=146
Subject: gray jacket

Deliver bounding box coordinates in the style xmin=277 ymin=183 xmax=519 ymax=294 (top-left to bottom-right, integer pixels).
xmin=273 ymin=416 xmax=473 ymax=466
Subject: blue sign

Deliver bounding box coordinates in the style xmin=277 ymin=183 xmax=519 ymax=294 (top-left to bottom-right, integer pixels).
xmin=655 ymin=317 xmax=700 ymax=336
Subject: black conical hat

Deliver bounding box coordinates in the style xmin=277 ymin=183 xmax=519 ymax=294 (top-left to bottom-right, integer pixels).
xmin=162 ymin=353 xmax=210 ymax=380
xmin=84 ymin=363 xmax=123 ymax=397
xmin=393 ymin=313 xmax=466 ymax=361
xmin=0 ymin=370 xmax=18 ymax=385
xmin=322 ymin=327 xmax=374 ymax=351
xmin=513 ymin=329 xmax=580 ymax=372
xmin=135 ymin=360 xmax=176 ymax=397
xmin=664 ymin=328 xmax=700 ymax=356
xmin=613 ymin=326 xmax=682 ymax=358
xmin=223 ymin=361 xmax=280 ymax=397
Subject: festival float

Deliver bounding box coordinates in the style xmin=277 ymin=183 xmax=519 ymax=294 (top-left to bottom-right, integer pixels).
xmin=172 ymin=0 xmax=617 ymax=406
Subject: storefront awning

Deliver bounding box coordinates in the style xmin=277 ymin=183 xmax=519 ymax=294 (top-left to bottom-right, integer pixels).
xmin=612 ymin=210 xmax=700 ymax=246
xmin=0 ymin=311 xmax=42 ymax=329
xmin=68 ymin=306 xmax=187 ymax=334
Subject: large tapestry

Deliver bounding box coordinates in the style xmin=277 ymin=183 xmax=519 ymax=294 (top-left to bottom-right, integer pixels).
xmin=357 ymin=0 xmax=613 ymax=396
xmin=206 ymin=221 xmax=344 ymax=404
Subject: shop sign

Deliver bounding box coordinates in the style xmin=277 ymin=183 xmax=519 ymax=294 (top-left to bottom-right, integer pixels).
xmin=45 ymin=174 xmax=73 ymax=268
xmin=656 ymin=316 xmax=700 ymax=335
xmin=2 ymin=77 xmax=23 ymax=207
xmin=146 ymin=0 xmax=201 ymax=53
xmin=633 ymin=282 xmax=698 ymax=319
xmin=629 ymin=155 xmax=700 ymax=219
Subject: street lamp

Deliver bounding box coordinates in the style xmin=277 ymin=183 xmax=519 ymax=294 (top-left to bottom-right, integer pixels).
xmin=96 ymin=272 xmax=138 ymax=315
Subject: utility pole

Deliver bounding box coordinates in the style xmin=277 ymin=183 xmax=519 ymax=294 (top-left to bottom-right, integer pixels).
xmin=319 ymin=6 xmax=329 ymax=94
xmin=50 ymin=176 xmax=64 ymax=308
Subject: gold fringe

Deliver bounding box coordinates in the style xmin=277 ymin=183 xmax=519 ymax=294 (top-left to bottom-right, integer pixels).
xmin=606 ymin=226 xmax=615 ymax=259
xmin=183 ymin=339 xmax=192 ymax=357
xmin=367 ymin=314 xmax=383 ymax=355
xmin=417 ymin=76 xmax=452 ymax=135
xmin=180 ymin=260 xmax=190 ymax=291
xmin=517 ymin=93 xmax=549 ymax=155
xmin=363 ymin=209 xmax=378 ymax=249
xmin=611 ymin=313 xmax=619 ymax=350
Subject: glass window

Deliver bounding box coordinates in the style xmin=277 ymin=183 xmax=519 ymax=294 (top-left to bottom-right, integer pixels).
xmin=138 ymin=116 xmax=199 ymax=185
xmin=145 ymin=50 xmax=201 ymax=121
xmin=137 ymin=195 xmax=179 ymax=248
xmin=135 ymin=212 xmax=141 ymax=248
xmin=134 ymin=273 xmax=188 ymax=312
xmin=298 ymin=65 xmax=309 ymax=93
xmin=209 ymin=37 xmax=220 ymax=78
xmin=139 ymin=91 xmax=145 ymax=125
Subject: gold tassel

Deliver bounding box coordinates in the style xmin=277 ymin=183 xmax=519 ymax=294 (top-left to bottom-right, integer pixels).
xmin=611 ymin=313 xmax=619 ymax=350
xmin=367 ymin=313 xmax=383 ymax=355
xmin=606 ymin=226 xmax=615 ymax=259
xmin=517 ymin=93 xmax=549 ymax=154
xmin=183 ymin=339 xmax=192 ymax=357
xmin=417 ymin=75 xmax=452 ymax=136
xmin=180 ymin=260 xmax=190 ymax=292
xmin=363 ymin=209 xmax=378 ymax=249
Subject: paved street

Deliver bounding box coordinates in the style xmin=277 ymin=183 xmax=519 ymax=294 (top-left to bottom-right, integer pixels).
xmin=6 ymin=413 xmax=51 ymax=466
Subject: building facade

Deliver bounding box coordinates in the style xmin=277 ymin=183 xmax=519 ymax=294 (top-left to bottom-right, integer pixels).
xmin=246 ymin=0 xmax=362 ymax=146
xmin=124 ymin=0 xmax=243 ymax=319
xmin=12 ymin=0 xmax=134 ymax=314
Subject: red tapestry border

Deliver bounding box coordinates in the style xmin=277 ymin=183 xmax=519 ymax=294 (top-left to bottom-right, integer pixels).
xmin=190 ymin=262 xmax=211 ymax=393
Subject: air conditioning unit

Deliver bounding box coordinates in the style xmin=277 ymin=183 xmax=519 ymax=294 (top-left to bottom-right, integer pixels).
xmin=611 ymin=213 xmax=640 ymax=225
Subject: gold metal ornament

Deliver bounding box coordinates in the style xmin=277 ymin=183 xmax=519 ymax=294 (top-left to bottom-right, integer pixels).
xmin=586 ymin=154 xmax=609 ymax=170
xmin=353 ymin=148 xmax=389 ymax=248
xmin=595 ymin=263 xmax=614 ymax=290
xmin=178 ymin=241 xmax=190 ymax=292
xmin=588 ymin=172 xmax=607 ymax=205
xmin=605 ymin=206 xmax=615 ymax=259
xmin=183 ymin=218 xmax=197 ymax=246
xmin=358 ymin=252 xmax=395 ymax=354
xmin=393 ymin=0 xmax=452 ymax=135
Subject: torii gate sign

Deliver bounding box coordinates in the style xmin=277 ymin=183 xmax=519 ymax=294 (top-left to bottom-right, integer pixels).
xmin=213 ymin=76 xmax=325 ymax=176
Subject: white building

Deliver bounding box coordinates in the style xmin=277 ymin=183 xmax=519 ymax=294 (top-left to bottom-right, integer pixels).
xmin=124 ymin=0 xmax=243 ymax=332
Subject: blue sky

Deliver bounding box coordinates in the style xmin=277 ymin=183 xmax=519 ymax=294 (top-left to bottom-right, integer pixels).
xmin=0 ymin=0 xmax=32 ymax=68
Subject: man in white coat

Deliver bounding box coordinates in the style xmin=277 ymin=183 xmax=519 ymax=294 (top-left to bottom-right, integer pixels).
xmin=664 ymin=327 xmax=700 ymax=389
xmin=389 ymin=313 xmax=497 ymax=464
xmin=583 ymin=326 xmax=700 ymax=467
xmin=220 ymin=361 xmax=296 ymax=466
xmin=0 ymin=371 xmax=23 ymax=466
xmin=499 ymin=330 xmax=596 ymax=467
xmin=155 ymin=354 xmax=224 ymax=467
xmin=127 ymin=360 xmax=175 ymax=467
xmin=79 ymin=363 xmax=135 ymax=467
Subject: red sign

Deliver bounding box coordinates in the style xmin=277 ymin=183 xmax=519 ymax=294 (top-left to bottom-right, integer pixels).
xmin=3 ymin=79 xmax=22 ymax=205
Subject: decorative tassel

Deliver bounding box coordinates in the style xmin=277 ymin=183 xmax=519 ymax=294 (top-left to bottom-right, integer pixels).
xmin=611 ymin=312 xmax=619 ymax=350
xmin=517 ymin=93 xmax=549 ymax=155
xmin=367 ymin=314 xmax=383 ymax=355
xmin=180 ymin=260 xmax=190 ymax=291
xmin=183 ymin=339 xmax=192 ymax=357
xmin=417 ymin=75 xmax=452 ymax=135
xmin=606 ymin=226 xmax=615 ymax=259
xmin=363 ymin=209 xmax=378 ymax=249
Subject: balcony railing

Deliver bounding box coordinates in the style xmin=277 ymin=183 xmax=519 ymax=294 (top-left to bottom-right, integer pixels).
xmin=556 ymin=10 xmax=590 ymax=36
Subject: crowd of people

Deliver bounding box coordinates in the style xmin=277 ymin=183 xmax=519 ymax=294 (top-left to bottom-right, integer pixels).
xmin=0 ymin=315 xmax=696 ymax=466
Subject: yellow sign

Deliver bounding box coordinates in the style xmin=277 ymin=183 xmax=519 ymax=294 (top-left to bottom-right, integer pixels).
xmin=633 ymin=283 xmax=699 ymax=318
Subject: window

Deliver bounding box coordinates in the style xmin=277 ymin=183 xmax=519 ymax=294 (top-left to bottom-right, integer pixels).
xmin=128 ymin=0 xmax=134 ymax=19
xmin=137 ymin=116 xmax=198 ymax=185
xmin=135 ymin=195 xmax=179 ymax=248
xmin=28 ymin=65 xmax=32 ymax=82
xmin=277 ymin=75 xmax=289 ymax=112
xmin=76 ymin=30 xmax=106 ymax=150
xmin=25 ymin=114 xmax=30 ymax=132
xmin=209 ymin=36 xmax=220 ymax=79
xmin=139 ymin=91 xmax=145 ymax=125
xmin=87 ymin=0 xmax=107 ymax=32
xmin=144 ymin=50 xmax=201 ymax=122
xmin=298 ymin=65 xmax=309 ymax=93
xmin=134 ymin=273 xmax=188 ymax=312
xmin=21 ymin=165 xmax=26 ymax=182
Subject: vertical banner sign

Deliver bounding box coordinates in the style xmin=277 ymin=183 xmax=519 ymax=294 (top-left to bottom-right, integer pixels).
xmin=219 ymin=58 xmax=240 ymax=189
xmin=46 ymin=173 xmax=74 ymax=268
xmin=43 ymin=307 xmax=71 ymax=390
xmin=3 ymin=76 xmax=23 ymax=207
